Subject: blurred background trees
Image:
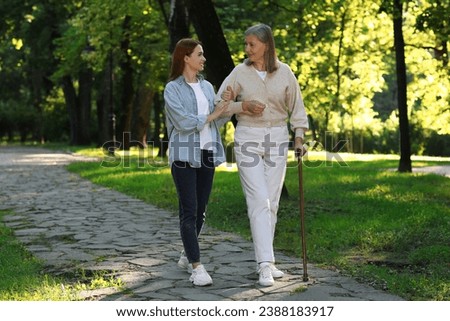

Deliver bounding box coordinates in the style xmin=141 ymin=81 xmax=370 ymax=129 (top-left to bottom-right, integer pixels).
xmin=1 ymin=0 xmax=449 ymax=157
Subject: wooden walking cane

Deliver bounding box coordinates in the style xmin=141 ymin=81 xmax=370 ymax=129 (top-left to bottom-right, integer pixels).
xmin=297 ymin=148 xmax=309 ymax=282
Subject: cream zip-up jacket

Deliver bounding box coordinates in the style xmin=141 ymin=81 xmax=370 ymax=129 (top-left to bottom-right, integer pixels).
xmin=215 ymin=61 xmax=309 ymax=138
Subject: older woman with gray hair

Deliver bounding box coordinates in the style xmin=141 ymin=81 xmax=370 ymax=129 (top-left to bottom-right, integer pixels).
xmin=216 ymin=23 xmax=309 ymax=287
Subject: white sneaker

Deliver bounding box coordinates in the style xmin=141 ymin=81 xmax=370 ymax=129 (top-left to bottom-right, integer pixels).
xmin=270 ymin=264 xmax=284 ymax=278
xmin=256 ymin=263 xmax=284 ymax=278
xmin=189 ymin=264 xmax=213 ymax=286
xmin=258 ymin=263 xmax=274 ymax=287
xmin=177 ymin=252 xmax=192 ymax=273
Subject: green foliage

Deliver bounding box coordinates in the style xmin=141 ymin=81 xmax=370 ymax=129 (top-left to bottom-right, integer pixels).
xmin=215 ymin=0 xmax=450 ymax=154
xmin=416 ymin=0 xmax=450 ymax=48
xmin=53 ymin=0 xmax=169 ymax=88
xmin=1 ymin=0 xmax=449 ymax=153
xmin=0 ymin=99 xmax=38 ymax=142
xmin=41 ymin=88 xmax=71 ymax=142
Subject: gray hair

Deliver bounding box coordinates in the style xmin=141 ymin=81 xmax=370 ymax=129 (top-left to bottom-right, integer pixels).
xmin=244 ymin=24 xmax=278 ymax=73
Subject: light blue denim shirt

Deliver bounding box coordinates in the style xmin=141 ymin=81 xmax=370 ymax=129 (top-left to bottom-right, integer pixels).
xmin=164 ymin=75 xmax=227 ymax=168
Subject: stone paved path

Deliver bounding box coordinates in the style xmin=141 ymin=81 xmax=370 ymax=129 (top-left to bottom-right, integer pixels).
xmin=0 ymin=146 xmax=406 ymax=301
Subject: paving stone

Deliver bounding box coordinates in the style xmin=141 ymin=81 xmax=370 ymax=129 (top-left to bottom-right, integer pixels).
xmin=128 ymin=258 xmax=166 ymax=267
xmin=133 ymin=280 xmax=175 ymax=294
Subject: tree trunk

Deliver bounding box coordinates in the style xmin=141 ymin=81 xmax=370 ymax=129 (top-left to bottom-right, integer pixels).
xmin=61 ymin=75 xmax=78 ymax=145
xmin=185 ymin=0 xmax=237 ymax=128
xmin=96 ymin=65 xmax=112 ymax=148
xmin=62 ymin=70 xmax=92 ymax=146
xmin=185 ymin=0 xmax=234 ymax=89
xmin=393 ymin=0 xmax=412 ymax=172
xmin=119 ymin=16 xmax=134 ymax=151
xmin=156 ymin=0 xmax=191 ymax=157
xmin=168 ymin=0 xmax=190 ymax=52
xmin=30 ymin=69 xmax=46 ymax=143
xmin=78 ymin=69 xmax=93 ymax=145
xmin=132 ymin=86 xmax=154 ymax=148
xmin=154 ymin=92 xmax=169 ymax=157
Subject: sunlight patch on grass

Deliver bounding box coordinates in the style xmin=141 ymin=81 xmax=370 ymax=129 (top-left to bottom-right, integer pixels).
xmin=217 ymin=162 xmax=239 ymax=172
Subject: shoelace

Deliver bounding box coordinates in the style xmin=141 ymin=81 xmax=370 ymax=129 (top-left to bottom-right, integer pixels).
xmin=260 ymin=266 xmax=272 ymax=278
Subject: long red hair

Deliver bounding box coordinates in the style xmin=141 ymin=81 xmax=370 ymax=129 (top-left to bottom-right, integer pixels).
xmin=169 ymin=38 xmax=202 ymax=81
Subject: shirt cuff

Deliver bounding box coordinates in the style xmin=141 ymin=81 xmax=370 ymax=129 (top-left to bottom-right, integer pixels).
xmin=223 ymin=101 xmax=243 ymax=116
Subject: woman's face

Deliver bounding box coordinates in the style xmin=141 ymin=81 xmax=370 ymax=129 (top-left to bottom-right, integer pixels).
xmin=245 ymin=35 xmax=266 ymax=65
xmin=184 ymin=45 xmax=206 ymax=72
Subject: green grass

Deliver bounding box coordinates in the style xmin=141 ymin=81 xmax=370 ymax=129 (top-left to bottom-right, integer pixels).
xmin=0 ymin=211 xmax=123 ymax=300
xmin=62 ymin=149 xmax=450 ymax=300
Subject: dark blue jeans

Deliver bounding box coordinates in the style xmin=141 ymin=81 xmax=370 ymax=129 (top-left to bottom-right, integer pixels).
xmin=171 ymin=150 xmax=215 ymax=263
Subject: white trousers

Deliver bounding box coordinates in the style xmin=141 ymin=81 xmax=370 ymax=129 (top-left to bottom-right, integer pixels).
xmin=234 ymin=125 xmax=289 ymax=263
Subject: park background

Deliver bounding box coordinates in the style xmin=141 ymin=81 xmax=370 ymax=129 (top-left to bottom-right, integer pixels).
xmin=1 ymin=0 xmax=449 ymax=164
xmin=0 ymin=0 xmax=449 ymax=301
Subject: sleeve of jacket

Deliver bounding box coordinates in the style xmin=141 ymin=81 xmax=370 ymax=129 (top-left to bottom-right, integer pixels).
xmin=284 ymin=66 xmax=309 ymax=138
xmin=164 ymin=82 xmax=207 ymax=132
xmin=215 ymin=69 xmax=244 ymax=117
xmin=204 ymin=80 xmax=230 ymax=129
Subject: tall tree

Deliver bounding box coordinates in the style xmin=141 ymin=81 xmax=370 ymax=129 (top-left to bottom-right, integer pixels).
xmin=185 ymin=0 xmax=235 ymax=89
xmin=119 ymin=15 xmax=134 ymax=150
xmin=154 ymin=0 xmax=191 ymax=157
xmin=185 ymin=0 xmax=238 ymax=127
xmin=393 ymin=0 xmax=412 ymax=172
xmin=61 ymin=70 xmax=93 ymax=145
xmin=167 ymin=0 xmax=190 ymax=52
